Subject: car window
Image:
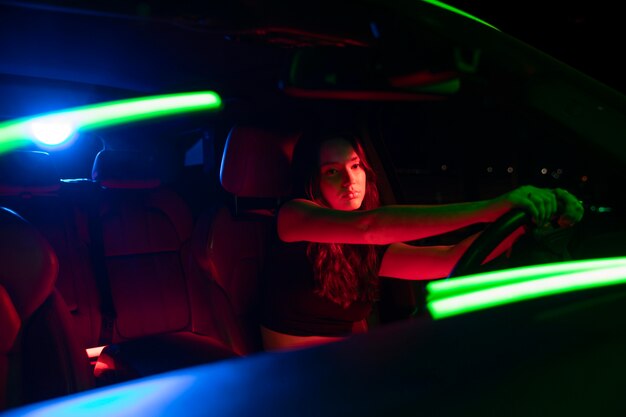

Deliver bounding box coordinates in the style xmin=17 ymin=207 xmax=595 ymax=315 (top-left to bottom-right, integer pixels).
xmin=375 ymin=96 xmax=624 ymax=211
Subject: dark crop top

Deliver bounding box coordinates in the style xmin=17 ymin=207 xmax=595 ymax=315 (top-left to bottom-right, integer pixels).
xmin=260 ymin=236 xmax=388 ymax=337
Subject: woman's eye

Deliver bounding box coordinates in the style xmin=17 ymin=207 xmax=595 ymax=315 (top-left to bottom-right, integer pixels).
xmin=351 ymin=163 xmax=361 ymax=170
xmin=324 ymin=168 xmax=338 ymax=176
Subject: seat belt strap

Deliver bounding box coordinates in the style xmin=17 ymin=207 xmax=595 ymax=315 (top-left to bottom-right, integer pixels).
xmin=87 ymin=197 xmax=116 ymax=346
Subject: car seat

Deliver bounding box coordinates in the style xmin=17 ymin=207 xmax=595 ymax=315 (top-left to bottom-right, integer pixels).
xmin=0 ymin=150 xmax=103 ymax=354
xmin=89 ymin=149 xmax=239 ymax=385
xmin=191 ymin=126 xmax=302 ymax=355
xmin=0 ymin=206 xmax=94 ymax=410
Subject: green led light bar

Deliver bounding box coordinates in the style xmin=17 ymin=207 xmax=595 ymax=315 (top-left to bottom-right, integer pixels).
xmin=0 ymin=91 xmax=222 ymax=153
xmin=427 ymin=257 xmax=626 ymax=319
xmin=428 ymin=257 xmax=626 ymax=299
xmin=420 ymin=0 xmax=499 ymax=30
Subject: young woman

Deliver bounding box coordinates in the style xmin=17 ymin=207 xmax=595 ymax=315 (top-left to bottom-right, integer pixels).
xmin=259 ymin=131 xmax=584 ymax=351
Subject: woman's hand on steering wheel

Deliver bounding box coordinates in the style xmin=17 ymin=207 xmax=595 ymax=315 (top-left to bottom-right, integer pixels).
xmin=553 ymin=187 xmax=585 ymax=227
xmin=499 ymin=185 xmax=583 ymax=228
xmin=448 ymin=186 xmax=584 ymax=278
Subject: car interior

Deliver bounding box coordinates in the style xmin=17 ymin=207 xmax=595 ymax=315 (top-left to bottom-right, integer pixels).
xmin=1 ymin=0 xmax=626 ymax=413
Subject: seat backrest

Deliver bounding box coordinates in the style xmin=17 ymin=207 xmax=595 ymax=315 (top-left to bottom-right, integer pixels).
xmin=0 ymin=150 xmax=102 ymax=351
xmin=91 ymin=149 xmax=195 ymax=342
xmin=0 ymin=206 xmax=93 ymax=410
xmin=87 ymin=149 xmax=246 ymax=385
xmin=220 ymin=126 xmax=297 ymax=200
xmin=192 ymin=126 xmax=300 ymax=355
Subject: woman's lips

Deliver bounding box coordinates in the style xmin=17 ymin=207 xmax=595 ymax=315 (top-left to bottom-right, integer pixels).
xmin=345 ymin=191 xmax=360 ymax=199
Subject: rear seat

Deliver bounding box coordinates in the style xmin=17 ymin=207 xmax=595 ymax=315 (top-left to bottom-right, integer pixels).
xmin=89 ymin=149 xmax=239 ymax=384
xmin=0 ymin=205 xmax=94 ymax=409
xmin=0 ymin=150 xmax=102 ymax=351
xmin=1 ymin=138 xmax=304 ymax=388
xmin=0 ymin=147 xmax=257 ymax=389
xmin=0 ymin=150 xmax=98 ymax=409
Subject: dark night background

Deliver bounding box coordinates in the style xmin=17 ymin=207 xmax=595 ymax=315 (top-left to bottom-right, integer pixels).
xmin=444 ymin=0 xmax=625 ymax=96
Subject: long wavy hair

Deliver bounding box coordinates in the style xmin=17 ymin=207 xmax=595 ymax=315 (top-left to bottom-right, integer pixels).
xmin=291 ymin=130 xmax=381 ymax=308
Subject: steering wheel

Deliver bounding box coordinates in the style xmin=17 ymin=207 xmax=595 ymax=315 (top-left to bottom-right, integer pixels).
xmin=448 ymin=208 xmax=532 ymax=278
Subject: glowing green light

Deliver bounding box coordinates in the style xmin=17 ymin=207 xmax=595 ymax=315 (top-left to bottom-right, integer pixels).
xmin=428 ymin=257 xmax=626 ymax=299
xmin=427 ymin=258 xmax=626 ymax=319
xmin=0 ymin=124 xmax=29 ymax=154
xmin=0 ymin=91 xmax=222 ymax=153
xmin=413 ymin=79 xmax=460 ymax=95
xmin=420 ymin=0 xmax=499 ymax=30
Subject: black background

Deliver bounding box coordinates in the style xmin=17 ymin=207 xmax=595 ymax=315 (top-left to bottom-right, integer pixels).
xmin=444 ymin=0 xmax=625 ymax=95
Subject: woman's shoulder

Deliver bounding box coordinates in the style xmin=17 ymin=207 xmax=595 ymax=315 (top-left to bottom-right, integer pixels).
xmin=276 ymin=198 xmax=324 ymax=237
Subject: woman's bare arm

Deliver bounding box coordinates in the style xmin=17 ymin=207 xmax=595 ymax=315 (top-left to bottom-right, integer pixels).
xmin=277 ymin=198 xmax=500 ymax=244
xmin=278 ymin=184 xmax=568 ymax=244
xmin=378 ymin=226 xmax=526 ymax=280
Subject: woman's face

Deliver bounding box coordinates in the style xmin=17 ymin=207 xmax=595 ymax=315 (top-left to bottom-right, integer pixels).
xmin=318 ymin=138 xmax=367 ymax=211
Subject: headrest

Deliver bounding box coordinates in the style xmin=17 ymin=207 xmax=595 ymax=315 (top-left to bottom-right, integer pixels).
xmin=0 ymin=207 xmax=58 ymax=320
xmin=92 ymin=149 xmax=161 ymax=189
xmin=0 ymin=150 xmax=61 ymax=196
xmin=220 ymin=126 xmax=300 ymax=198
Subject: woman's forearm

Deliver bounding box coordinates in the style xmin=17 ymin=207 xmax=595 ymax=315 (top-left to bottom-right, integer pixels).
xmin=362 ymin=199 xmax=511 ymax=244
xmin=277 ymin=185 xmax=575 ymax=245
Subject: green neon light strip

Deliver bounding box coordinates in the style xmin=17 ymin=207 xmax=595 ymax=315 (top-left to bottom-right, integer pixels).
xmin=428 ymin=262 xmax=626 ymax=319
xmin=427 ymin=257 xmax=626 ymax=300
xmin=0 ymin=91 xmax=222 ymax=153
xmin=420 ymin=0 xmax=499 ymax=30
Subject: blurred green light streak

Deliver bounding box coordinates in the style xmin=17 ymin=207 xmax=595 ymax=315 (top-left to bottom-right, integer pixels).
xmin=427 ymin=257 xmax=626 ymax=299
xmin=420 ymin=0 xmax=499 ymax=30
xmin=427 ymin=257 xmax=626 ymax=319
xmin=0 ymin=91 xmax=222 ymax=153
